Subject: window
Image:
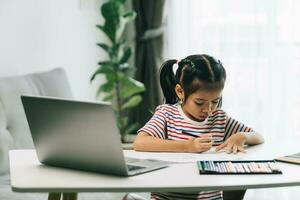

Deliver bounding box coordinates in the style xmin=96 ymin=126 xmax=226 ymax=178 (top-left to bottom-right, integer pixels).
xmin=165 ymin=0 xmax=300 ymax=138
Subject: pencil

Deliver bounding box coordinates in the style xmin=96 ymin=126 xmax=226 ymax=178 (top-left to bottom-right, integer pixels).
xmin=181 ymin=131 xmax=212 ymax=137
xmin=182 ymin=131 xmax=199 ymax=137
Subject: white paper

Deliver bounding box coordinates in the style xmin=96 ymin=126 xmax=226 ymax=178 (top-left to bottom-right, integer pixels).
xmin=124 ymin=147 xmax=245 ymax=163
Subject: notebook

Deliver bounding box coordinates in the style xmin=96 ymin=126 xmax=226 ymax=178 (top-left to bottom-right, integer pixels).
xmin=275 ymin=152 xmax=300 ymax=165
xmin=21 ymin=95 xmax=168 ymax=176
xmin=197 ymin=160 xmax=282 ymax=174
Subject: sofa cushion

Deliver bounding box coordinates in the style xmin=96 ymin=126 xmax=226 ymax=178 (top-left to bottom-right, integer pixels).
xmin=0 ymin=68 xmax=72 ymax=174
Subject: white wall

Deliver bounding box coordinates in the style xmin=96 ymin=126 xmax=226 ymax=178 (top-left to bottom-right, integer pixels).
xmin=0 ymin=0 xmax=107 ymax=100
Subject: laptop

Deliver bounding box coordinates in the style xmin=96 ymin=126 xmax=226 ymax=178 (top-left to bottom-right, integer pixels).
xmin=21 ymin=95 xmax=168 ymax=176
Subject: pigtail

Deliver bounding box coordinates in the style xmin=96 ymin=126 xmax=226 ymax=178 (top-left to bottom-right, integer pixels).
xmin=159 ymin=59 xmax=178 ymax=104
xmin=217 ymin=97 xmax=223 ymax=108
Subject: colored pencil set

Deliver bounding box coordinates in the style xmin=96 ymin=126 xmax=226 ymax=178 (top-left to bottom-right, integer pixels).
xmin=197 ymin=160 xmax=282 ymax=174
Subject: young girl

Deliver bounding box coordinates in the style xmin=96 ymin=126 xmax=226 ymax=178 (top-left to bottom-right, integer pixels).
xmin=133 ymin=54 xmax=264 ymax=200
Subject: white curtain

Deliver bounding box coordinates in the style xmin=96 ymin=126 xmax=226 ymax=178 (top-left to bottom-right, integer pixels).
xmin=165 ymin=0 xmax=300 ymax=140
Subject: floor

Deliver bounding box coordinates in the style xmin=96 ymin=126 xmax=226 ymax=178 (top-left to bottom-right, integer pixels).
xmin=244 ymin=187 xmax=300 ymax=200
xmin=130 ymin=187 xmax=300 ymax=200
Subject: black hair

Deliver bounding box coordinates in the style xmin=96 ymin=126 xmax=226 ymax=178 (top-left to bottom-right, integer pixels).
xmin=159 ymin=54 xmax=226 ymax=104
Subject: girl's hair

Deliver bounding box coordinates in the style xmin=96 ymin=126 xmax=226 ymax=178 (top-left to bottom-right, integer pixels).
xmin=159 ymin=54 xmax=226 ymax=104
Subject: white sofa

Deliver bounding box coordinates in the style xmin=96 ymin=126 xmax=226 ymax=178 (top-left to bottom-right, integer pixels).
xmin=0 ymin=68 xmax=148 ymax=200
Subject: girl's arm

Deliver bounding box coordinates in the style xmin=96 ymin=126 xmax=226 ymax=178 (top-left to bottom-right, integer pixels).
xmin=217 ymin=114 xmax=264 ymax=153
xmin=133 ymin=132 xmax=213 ymax=153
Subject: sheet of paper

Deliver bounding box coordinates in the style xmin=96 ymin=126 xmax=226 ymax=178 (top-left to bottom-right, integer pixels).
xmin=124 ymin=147 xmax=244 ymax=163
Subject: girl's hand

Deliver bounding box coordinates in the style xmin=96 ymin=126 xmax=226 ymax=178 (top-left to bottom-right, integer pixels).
xmin=215 ymin=133 xmax=247 ymax=154
xmin=186 ymin=134 xmax=213 ymax=153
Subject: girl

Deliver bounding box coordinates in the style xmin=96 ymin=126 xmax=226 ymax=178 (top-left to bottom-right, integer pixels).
xmin=133 ymin=54 xmax=264 ymax=200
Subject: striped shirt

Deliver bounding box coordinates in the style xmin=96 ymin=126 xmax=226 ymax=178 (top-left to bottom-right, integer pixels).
xmin=138 ymin=104 xmax=253 ymax=200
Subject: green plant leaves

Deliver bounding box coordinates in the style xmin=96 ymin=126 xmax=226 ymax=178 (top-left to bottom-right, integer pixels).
xmin=97 ymin=43 xmax=112 ymax=56
xmin=100 ymin=1 xmax=121 ymax=42
xmin=96 ymin=24 xmax=115 ymax=43
xmin=92 ymin=0 xmax=143 ymax=137
xmin=100 ymin=81 xmax=114 ymax=93
xmin=119 ymin=47 xmax=131 ymax=64
xmin=116 ymin=11 xmax=136 ymax=42
xmin=115 ymin=0 xmax=126 ymax=4
xmin=99 ymin=1 xmax=136 ymax=43
xmin=122 ymin=95 xmax=142 ymax=110
xmin=102 ymin=93 xmax=115 ymax=101
xmin=101 ymin=1 xmax=121 ymax=20
xmin=121 ymin=117 xmax=128 ymax=128
xmin=124 ymin=122 xmax=139 ymax=135
xmin=118 ymin=75 xmax=145 ymax=99
xmin=90 ymin=61 xmax=115 ymax=82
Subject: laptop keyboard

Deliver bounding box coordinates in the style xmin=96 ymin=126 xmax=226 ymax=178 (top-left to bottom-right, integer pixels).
xmin=127 ymin=164 xmax=146 ymax=171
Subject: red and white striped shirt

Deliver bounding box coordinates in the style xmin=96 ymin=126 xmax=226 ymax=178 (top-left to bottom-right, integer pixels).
xmin=138 ymin=104 xmax=253 ymax=200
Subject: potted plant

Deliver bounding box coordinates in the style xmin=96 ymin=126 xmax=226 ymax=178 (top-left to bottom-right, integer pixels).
xmin=90 ymin=0 xmax=145 ymax=142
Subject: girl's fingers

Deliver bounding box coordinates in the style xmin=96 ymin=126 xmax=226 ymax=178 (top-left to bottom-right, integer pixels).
xmin=233 ymin=145 xmax=238 ymax=154
xmin=237 ymin=146 xmax=246 ymax=153
xmin=199 ymin=142 xmax=212 ymax=149
xmin=226 ymin=143 xmax=233 ymax=154
xmin=193 ymin=142 xmax=212 ymax=153
xmin=215 ymin=141 xmax=227 ymax=151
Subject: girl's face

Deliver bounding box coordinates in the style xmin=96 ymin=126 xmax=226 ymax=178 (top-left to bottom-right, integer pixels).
xmin=181 ymin=89 xmax=222 ymax=122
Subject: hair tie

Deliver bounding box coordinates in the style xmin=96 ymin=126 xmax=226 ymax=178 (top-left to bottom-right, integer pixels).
xmin=182 ymin=59 xmax=196 ymax=70
xmin=173 ymin=60 xmax=179 ymax=75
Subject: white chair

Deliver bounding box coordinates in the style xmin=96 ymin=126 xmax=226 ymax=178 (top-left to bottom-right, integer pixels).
xmin=0 ymin=68 xmax=147 ymax=200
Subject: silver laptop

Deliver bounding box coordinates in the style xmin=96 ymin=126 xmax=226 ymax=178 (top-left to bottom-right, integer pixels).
xmin=21 ymin=95 xmax=168 ymax=176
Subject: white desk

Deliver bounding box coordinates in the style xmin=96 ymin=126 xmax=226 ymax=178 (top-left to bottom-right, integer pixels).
xmin=9 ymin=138 xmax=300 ymax=200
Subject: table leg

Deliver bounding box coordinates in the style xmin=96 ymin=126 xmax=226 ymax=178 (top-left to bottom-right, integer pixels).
xmin=48 ymin=192 xmax=61 ymax=200
xmin=223 ymin=190 xmax=246 ymax=200
xmin=62 ymin=193 xmax=78 ymax=200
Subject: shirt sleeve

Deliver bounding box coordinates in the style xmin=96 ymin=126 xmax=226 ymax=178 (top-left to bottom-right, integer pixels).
xmin=137 ymin=105 xmax=167 ymax=139
xmin=224 ymin=115 xmax=254 ymax=140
